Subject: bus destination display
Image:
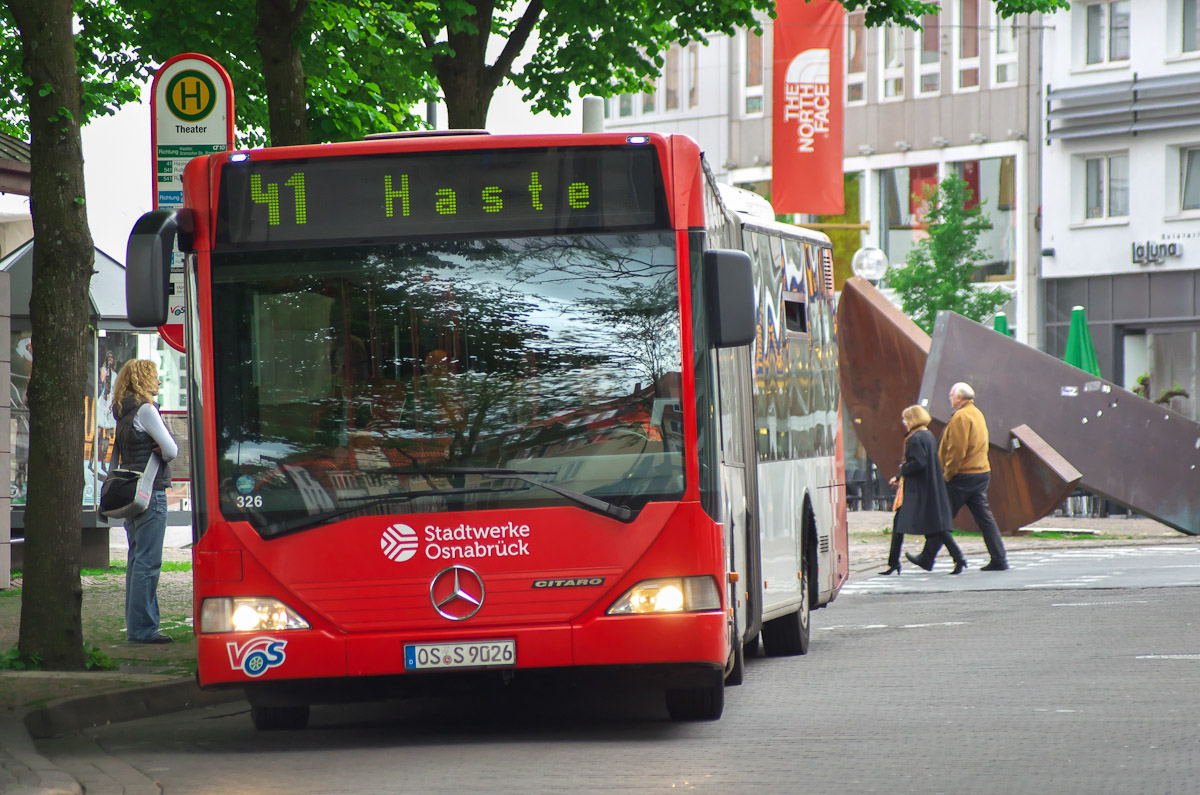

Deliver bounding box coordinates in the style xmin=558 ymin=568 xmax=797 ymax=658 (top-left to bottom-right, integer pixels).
xmin=215 ymin=146 xmax=668 ymax=246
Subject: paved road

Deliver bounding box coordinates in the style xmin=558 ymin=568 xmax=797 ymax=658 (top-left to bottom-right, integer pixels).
xmin=38 ymin=547 xmax=1200 ymax=794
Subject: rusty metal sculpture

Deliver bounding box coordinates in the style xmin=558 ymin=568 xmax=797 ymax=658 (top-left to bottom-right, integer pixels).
xmin=837 ymin=277 xmax=1084 ymax=535
xmin=922 ymin=310 xmax=1200 ymax=535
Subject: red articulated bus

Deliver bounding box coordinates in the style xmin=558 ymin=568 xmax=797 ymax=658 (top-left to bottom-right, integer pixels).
xmin=125 ymin=131 xmax=848 ymax=729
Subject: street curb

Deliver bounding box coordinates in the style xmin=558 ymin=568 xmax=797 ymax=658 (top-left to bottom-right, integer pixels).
xmin=0 ymin=715 xmax=82 ymax=795
xmin=22 ymin=678 xmax=243 ymax=739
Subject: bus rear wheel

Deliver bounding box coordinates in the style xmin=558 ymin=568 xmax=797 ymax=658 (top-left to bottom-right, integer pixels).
xmin=251 ymin=704 xmax=310 ymax=731
xmin=665 ymin=680 xmax=725 ymax=721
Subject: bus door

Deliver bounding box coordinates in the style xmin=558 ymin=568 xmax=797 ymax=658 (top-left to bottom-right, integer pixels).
xmin=716 ymin=344 xmax=761 ymax=644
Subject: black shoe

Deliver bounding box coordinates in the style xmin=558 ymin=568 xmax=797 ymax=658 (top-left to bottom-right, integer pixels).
xmin=905 ymin=552 xmax=934 ymax=571
xmin=130 ymin=633 xmax=173 ymax=644
xmin=881 ymin=565 xmax=901 ymax=576
xmin=951 ymin=560 xmax=967 ymax=575
xmin=980 ymin=561 xmax=1009 ymax=571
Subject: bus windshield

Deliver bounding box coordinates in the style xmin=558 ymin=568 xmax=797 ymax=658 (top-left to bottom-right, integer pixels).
xmin=211 ymin=231 xmax=684 ymax=533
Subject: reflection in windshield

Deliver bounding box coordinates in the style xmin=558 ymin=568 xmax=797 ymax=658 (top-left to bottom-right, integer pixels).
xmin=211 ymin=233 xmax=684 ymax=531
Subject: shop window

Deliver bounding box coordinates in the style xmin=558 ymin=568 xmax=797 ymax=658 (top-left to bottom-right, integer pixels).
xmin=880 ymin=164 xmax=938 ymax=266
xmin=951 ymin=157 xmax=1018 ymax=281
xmin=1085 ymin=1 xmax=1130 ymax=66
xmin=846 ymin=11 xmax=866 ymax=103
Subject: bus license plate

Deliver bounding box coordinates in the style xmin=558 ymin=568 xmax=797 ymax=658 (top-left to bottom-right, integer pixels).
xmin=404 ymin=639 xmax=516 ymax=671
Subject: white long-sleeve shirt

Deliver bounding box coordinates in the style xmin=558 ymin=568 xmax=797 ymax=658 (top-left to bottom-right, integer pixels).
xmin=132 ymin=402 xmax=179 ymax=463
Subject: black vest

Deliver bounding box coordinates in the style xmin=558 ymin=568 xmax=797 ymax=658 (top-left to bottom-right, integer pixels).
xmin=114 ymin=395 xmax=172 ymax=491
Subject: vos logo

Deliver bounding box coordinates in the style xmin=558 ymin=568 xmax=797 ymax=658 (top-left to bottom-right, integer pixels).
xmin=226 ymin=636 xmax=287 ymax=678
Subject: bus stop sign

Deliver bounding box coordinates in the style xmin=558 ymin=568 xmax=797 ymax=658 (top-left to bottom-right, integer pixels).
xmin=150 ymin=53 xmax=235 ymax=352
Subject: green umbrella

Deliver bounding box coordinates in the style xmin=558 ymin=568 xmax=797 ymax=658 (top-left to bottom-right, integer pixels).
xmin=1063 ymin=305 xmax=1101 ymax=377
xmin=993 ymin=314 xmax=1013 ymax=337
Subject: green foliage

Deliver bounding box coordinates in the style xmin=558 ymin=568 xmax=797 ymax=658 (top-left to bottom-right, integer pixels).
xmin=883 ymin=174 xmax=1010 ymax=335
xmin=84 ymin=644 xmax=118 ymax=671
xmin=843 ymin=0 xmax=1068 ymax=29
xmin=0 ymin=646 xmax=41 ymax=670
xmin=0 ymin=0 xmax=144 ymax=139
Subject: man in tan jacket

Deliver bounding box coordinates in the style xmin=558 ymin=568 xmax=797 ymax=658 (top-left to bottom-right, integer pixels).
xmin=937 ymin=382 xmax=1008 ymax=571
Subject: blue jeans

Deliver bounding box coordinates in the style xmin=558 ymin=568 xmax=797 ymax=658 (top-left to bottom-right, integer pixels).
xmin=125 ymin=490 xmax=167 ymax=641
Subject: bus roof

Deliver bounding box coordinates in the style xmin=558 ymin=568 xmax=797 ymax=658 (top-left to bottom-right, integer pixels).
xmin=714 ymin=182 xmax=831 ymax=246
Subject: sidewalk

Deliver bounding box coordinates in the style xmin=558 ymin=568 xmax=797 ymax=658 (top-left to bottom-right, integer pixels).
xmin=1 ymin=514 xmax=1196 ymax=792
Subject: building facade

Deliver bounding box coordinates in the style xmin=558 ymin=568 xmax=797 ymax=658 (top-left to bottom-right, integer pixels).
xmin=1042 ymin=0 xmax=1200 ymax=422
xmin=603 ymin=3 xmax=1044 ymax=346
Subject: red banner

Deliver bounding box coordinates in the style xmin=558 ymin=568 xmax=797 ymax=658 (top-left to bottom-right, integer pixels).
xmin=772 ymin=0 xmax=844 ymax=214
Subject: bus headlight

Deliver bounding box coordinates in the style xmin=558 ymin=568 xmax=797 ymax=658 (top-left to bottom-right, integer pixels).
xmin=606 ymin=576 xmax=721 ymax=615
xmin=200 ymin=597 xmax=310 ymax=633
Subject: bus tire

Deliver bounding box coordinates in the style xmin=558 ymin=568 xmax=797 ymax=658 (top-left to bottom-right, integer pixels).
xmin=251 ymin=704 xmax=310 ymax=731
xmin=665 ymin=679 xmax=725 ymax=721
xmin=761 ymin=543 xmax=811 ymax=656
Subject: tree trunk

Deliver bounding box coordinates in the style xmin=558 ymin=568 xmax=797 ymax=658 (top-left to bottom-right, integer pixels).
xmin=438 ymin=3 xmax=499 ymax=130
xmin=7 ymin=0 xmax=92 ymax=670
xmin=255 ymin=0 xmax=310 ymax=146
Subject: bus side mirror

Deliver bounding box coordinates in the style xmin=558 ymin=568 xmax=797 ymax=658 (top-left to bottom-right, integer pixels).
xmin=704 ymin=249 xmax=755 ymax=348
xmin=125 ymin=209 xmax=195 ymax=328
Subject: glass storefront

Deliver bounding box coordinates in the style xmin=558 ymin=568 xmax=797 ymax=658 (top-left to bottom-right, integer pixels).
xmin=11 ymin=330 xmax=187 ymax=509
xmin=1045 ymin=272 xmax=1200 ymax=424
xmin=880 ymin=157 xmax=1016 ymax=282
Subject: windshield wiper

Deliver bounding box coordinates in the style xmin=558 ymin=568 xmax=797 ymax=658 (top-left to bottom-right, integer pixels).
xmin=258 ymin=485 xmax=526 ymax=539
xmin=385 ymin=466 xmax=634 ymax=522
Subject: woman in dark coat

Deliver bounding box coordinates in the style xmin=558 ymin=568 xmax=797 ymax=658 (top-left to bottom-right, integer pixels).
xmin=885 ymin=405 xmax=966 ymax=575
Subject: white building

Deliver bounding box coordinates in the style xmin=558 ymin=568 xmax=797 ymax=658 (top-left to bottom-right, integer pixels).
xmin=1041 ymin=0 xmax=1200 ymax=421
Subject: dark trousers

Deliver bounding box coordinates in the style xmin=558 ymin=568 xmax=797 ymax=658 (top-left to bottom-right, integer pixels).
xmin=918 ymin=530 xmax=965 ymax=566
xmin=888 ymin=515 xmax=903 ymax=568
xmin=946 ymin=471 xmax=1007 ymax=565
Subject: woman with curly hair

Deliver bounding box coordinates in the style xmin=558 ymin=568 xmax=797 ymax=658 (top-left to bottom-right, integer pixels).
xmin=111 ymin=359 xmax=179 ymax=644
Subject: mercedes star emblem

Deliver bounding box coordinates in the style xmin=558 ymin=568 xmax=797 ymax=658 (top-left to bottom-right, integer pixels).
xmin=429 ymin=565 xmax=485 ymax=621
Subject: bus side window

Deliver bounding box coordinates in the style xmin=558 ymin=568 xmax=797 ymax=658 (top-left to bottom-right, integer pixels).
xmin=783 ymin=292 xmax=807 ymax=335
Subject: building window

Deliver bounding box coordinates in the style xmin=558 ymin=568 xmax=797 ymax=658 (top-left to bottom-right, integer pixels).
xmin=743 ymin=28 xmax=764 ymax=115
xmin=917 ymin=9 xmax=941 ymax=95
xmin=1085 ymin=1 xmax=1130 ymax=65
xmin=956 ymin=0 xmax=980 ymax=89
xmin=880 ymin=164 xmax=939 ymax=265
xmin=1185 ymin=0 xmax=1200 ymax=53
xmin=665 ymin=46 xmax=680 ymax=111
xmin=688 ymin=42 xmax=700 ymax=108
xmin=880 ymin=25 xmax=905 ymax=100
xmin=1084 ymin=153 xmax=1129 ymax=219
xmin=847 ymin=11 xmax=866 ymax=103
xmin=642 ymin=79 xmax=658 ymax=114
xmin=618 ymin=94 xmax=634 ymax=117
xmin=951 ymin=157 xmax=1017 ymax=281
xmin=993 ymin=13 xmax=1019 ymax=86
xmin=1182 ymin=148 xmax=1200 ymax=211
